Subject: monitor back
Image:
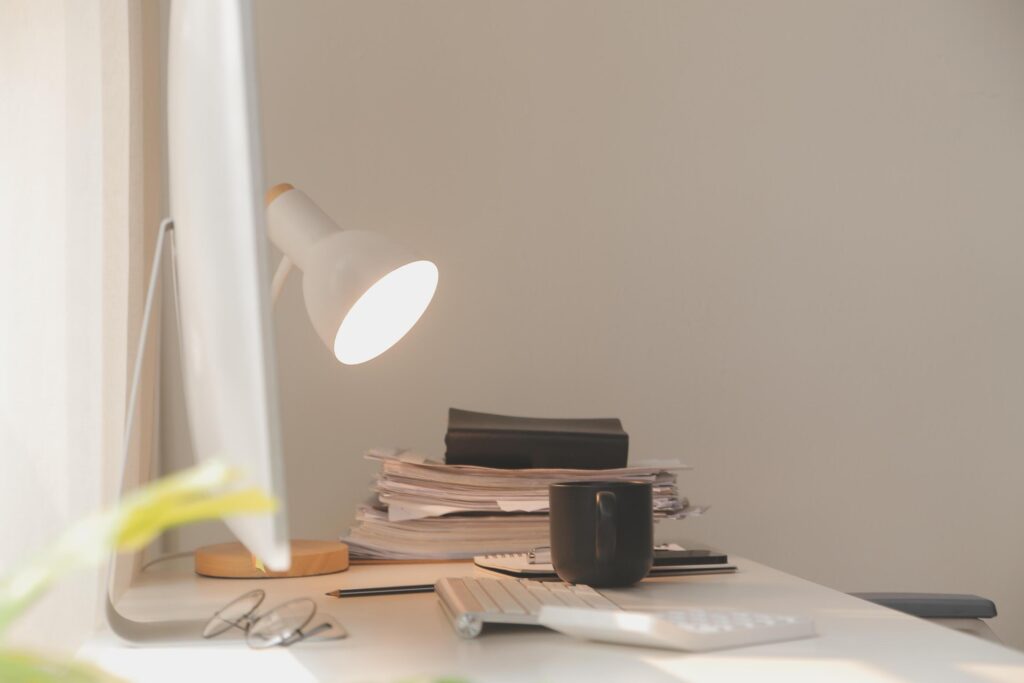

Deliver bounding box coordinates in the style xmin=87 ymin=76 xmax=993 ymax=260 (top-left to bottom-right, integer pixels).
xmin=167 ymin=0 xmax=289 ymax=571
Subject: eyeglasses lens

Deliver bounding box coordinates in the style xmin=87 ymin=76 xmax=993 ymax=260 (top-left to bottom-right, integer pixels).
xmin=203 ymin=590 xmax=265 ymax=639
xmin=246 ymin=598 xmax=317 ymax=649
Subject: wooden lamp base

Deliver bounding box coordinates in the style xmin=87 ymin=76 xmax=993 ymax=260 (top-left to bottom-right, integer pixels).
xmin=194 ymin=540 xmax=350 ymax=578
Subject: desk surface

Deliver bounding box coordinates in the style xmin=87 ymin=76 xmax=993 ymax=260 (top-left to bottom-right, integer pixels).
xmin=80 ymin=556 xmax=1024 ymax=682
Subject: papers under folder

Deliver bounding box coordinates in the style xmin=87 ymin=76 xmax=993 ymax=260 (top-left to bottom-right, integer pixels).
xmin=342 ymin=449 xmax=707 ymax=561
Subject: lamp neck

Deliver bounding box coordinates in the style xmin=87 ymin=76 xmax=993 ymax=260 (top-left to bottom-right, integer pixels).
xmin=265 ymin=185 xmax=340 ymax=271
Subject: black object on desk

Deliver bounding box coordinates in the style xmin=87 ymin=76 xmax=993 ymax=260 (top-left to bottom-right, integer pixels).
xmin=654 ymin=549 xmax=729 ymax=566
xmin=549 ymin=480 xmax=653 ymax=587
xmin=444 ymin=408 xmax=629 ymax=469
xmin=474 ymin=546 xmax=734 ymax=580
xmin=849 ymin=593 xmax=998 ymax=619
xmin=326 ymin=584 xmax=435 ymax=598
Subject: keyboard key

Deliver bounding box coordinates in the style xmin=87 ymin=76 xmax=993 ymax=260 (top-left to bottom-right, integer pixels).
xmin=479 ymin=578 xmax=527 ymax=614
xmin=524 ymin=582 xmax=566 ymax=607
xmin=546 ymin=584 xmax=590 ymax=608
xmin=441 ymin=578 xmax=485 ymax=614
xmin=570 ymin=585 xmax=620 ymax=610
xmin=503 ymin=580 xmax=543 ymax=615
xmin=463 ymin=577 xmax=500 ymax=613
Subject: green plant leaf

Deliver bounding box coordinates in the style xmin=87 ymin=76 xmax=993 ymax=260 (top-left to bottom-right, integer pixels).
xmin=0 ymin=649 xmax=123 ymax=683
xmin=0 ymin=459 xmax=276 ymax=635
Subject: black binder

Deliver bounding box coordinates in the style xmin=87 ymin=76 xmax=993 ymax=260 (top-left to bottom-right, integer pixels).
xmin=444 ymin=408 xmax=628 ymax=469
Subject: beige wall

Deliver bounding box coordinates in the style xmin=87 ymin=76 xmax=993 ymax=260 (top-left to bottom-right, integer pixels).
xmin=161 ymin=0 xmax=1024 ymax=647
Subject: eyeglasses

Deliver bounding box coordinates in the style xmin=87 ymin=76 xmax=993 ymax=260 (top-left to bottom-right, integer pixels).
xmin=203 ymin=589 xmax=347 ymax=649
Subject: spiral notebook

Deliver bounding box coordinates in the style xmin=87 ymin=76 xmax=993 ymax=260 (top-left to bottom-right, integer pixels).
xmin=474 ymin=546 xmax=736 ymax=580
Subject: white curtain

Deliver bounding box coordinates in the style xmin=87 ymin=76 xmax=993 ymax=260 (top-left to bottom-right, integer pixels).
xmin=0 ymin=0 xmax=159 ymax=650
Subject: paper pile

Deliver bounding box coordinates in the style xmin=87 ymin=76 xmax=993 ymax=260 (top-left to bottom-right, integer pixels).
xmin=343 ymin=449 xmax=705 ymax=561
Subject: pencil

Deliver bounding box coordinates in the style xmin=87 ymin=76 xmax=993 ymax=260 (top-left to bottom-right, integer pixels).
xmin=326 ymin=583 xmax=435 ymax=598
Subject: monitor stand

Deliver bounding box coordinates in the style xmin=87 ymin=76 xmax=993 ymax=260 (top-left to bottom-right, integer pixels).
xmin=107 ymin=218 xmax=347 ymax=642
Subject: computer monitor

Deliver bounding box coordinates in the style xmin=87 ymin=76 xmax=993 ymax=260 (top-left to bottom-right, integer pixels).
xmin=166 ymin=0 xmax=289 ymax=571
xmin=106 ymin=0 xmax=436 ymax=640
xmin=104 ymin=0 xmax=286 ymax=640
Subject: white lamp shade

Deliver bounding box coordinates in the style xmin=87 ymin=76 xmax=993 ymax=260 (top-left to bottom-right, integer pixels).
xmin=266 ymin=186 xmax=438 ymax=364
xmin=299 ymin=230 xmax=438 ymax=364
xmin=333 ymin=259 xmax=439 ymax=364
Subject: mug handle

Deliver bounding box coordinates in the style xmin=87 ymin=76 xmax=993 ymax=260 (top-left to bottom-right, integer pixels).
xmin=595 ymin=491 xmax=617 ymax=563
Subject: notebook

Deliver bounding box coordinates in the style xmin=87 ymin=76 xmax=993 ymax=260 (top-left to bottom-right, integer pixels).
xmin=445 ymin=408 xmax=629 ymax=469
xmin=475 ymin=546 xmax=736 ymax=580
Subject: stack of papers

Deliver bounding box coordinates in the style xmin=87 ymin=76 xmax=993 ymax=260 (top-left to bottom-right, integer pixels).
xmin=345 ymin=506 xmax=551 ymax=560
xmin=343 ymin=448 xmax=705 ymax=561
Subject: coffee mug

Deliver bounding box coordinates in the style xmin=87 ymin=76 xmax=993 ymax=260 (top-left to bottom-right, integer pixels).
xmin=549 ymin=480 xmax=653 ymax=587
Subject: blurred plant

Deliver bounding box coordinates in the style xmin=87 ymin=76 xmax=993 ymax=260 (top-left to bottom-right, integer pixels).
xmin=0 ymin=460 xmax=276 ymax=682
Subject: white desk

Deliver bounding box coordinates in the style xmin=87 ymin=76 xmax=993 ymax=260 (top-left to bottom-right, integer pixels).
xmin=80 ymin=556 xmax=1024 ymax=682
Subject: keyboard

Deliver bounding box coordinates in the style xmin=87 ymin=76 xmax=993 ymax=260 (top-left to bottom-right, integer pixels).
xmin=538 ymin=605 xmax=816 ymax=652
xmin=435 ymin=576 xmax=621 ymax=638
xmin=435 ymin=577 xmax=816 ymax=651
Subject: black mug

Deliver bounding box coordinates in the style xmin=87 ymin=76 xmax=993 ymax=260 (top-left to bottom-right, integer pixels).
xmin=549 ymin=480 xmax=653 ymax=587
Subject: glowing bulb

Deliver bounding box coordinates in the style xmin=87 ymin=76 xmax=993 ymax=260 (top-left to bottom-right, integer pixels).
xmin=333 ymin=260 xmax=438 ymax=365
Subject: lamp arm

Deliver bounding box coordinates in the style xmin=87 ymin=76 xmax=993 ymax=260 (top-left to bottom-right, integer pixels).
xmin=270 ymin=256 xmax=293 ymax=305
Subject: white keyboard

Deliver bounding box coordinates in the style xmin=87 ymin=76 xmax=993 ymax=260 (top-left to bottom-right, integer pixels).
xmin=538 ymin=605 xmax=816 ymax=652
xmin=436 ymin=577 xmax=815 ymax=650
xmin=435 ymin=577 xmax=620 ymax=638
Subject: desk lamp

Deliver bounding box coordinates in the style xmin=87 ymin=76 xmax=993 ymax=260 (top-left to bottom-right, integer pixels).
xmin=264 ymin=183 xmax=438 ymax=364
xmin=192 ymin=184 xmax=438 ymax=579
xmin=264 ymin=181 xmax=436 ymax=366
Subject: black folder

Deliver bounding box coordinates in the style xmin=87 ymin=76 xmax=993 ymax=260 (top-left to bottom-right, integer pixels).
xmin=444 ymin=408 xmax=628 ymax=469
